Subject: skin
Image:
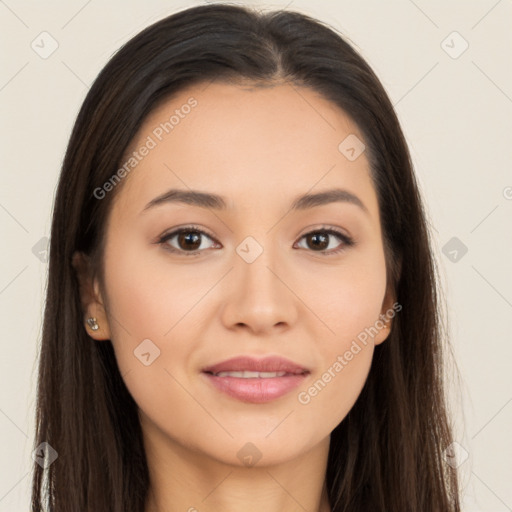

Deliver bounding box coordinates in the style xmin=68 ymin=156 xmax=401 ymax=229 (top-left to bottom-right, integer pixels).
xmin=73 ymin=80 xmax=395 ymax=512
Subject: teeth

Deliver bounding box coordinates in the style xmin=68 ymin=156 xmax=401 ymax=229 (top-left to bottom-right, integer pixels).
xmin=215 ymin=371 xmax=288 ymax=378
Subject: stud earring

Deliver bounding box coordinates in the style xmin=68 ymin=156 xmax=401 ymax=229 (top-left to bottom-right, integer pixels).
xmin=86 ymin=317 xmax=99 ymax=331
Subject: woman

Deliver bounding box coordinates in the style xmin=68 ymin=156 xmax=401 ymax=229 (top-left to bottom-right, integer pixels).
xmin=32 ymin=3 xmax=461 ymax=511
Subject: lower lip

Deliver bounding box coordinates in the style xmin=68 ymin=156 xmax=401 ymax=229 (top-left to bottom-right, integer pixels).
xmin=202 ymin=372 xmax=308 ymax=403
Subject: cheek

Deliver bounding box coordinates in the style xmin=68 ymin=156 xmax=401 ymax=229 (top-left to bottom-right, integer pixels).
xmin=102 ymin=237 xmax=208 ymax=347
xmin=297 ymin=342 xmax=374 ymax=432
xmin=304 ymin=248 xmax=388 ymax=343
xmin=294 ymin=282 xmax=381 ymax=433
xmin=294 ymin=248 xmax=386 ymax=417
xmin=101 ymin=238 xmax=222 ymax=420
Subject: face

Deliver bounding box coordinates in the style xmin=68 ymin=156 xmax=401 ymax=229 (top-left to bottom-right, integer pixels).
xmin=75 ymin=81 xmax=395 ymax=467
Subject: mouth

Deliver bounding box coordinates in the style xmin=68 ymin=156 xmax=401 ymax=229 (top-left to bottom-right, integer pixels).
xmin=204 ymin=370 xmax=306 ymax=378
xmin=201 ymin=356 xmax=310 ymax=403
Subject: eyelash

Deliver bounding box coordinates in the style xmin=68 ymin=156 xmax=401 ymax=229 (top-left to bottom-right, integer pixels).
xmin=156 ymin=224 xmax=355 ymax=257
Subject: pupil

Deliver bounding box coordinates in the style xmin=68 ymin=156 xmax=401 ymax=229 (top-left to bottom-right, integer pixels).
xmin=179 ymin=231 xmax=201 ymax=250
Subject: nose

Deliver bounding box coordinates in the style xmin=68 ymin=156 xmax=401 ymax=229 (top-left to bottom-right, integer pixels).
xmin=220 ymin=245 xmax=299 ymax=336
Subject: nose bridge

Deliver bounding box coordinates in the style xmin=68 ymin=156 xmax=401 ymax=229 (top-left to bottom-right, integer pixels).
xmin=236 ymin=234 xmax=284 ymax=301
xmin=221 ymin=233 xmax=298 ymax=332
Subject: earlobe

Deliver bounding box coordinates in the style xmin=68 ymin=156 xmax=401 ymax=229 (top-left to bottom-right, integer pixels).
xmin=374 ymin=286 xmax=396 ymax=345
xmin=84 ymin=313 xmax=111 ymax=340
xmin=374 ymin=322 xmax=391 ymax=345
xmin=84 ymin=311 xmax=111 ymax=340
xmin=71 ymin=251 xmax=112 ymax=341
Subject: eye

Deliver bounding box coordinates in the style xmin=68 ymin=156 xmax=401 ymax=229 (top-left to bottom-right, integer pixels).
xmin=157 ymin=225 xmax=220 ymax=256
xmin=294 ymin=227 xmax=354 ymax=255
xmin=157 ymin=225 xmax=354 ymax=257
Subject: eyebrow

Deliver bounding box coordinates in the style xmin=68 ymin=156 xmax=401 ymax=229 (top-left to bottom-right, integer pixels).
xmin=142 ymin=187 xmax=369 ymax=215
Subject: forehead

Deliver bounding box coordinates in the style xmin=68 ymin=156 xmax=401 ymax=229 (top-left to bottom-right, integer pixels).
xmin=111 ymin=81 xmax=378 ymax=220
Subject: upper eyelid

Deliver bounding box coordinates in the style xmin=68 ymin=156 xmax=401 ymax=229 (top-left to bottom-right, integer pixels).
xmin=160 ymin=225 xmax=218 ymax=243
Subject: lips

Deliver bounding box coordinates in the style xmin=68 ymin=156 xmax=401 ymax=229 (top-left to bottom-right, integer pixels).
xmin=201 ymin=356 xmax=310 ymax=403
xmin=202 ymin=356 xmax=309 ymax=376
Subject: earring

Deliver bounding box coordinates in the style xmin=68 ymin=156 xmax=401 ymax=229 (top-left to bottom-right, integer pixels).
xmin=86 ymin=317 xmax=99 ymax=331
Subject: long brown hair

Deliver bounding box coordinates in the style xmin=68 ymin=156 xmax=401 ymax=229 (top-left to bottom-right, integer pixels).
xmin=32 ymin=4 xmax=460 ymax=511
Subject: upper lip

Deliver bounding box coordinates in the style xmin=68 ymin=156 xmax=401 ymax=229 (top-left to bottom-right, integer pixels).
xmin=202 ymin=356 xmax=310 ymax=375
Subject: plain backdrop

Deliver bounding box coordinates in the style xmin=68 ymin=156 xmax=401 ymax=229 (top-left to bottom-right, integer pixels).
xmin=1 ymin=0 xmax=511 ymax=510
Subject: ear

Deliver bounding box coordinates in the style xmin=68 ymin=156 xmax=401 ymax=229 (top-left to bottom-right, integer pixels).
xmin=373 ymin=283 xmax=397 ymax=346
xmin=71 ymin=251 xmax=111 ymax=341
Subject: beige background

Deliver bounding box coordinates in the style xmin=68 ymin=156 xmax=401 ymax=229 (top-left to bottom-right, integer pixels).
xmin=1 ymin=0 xmax=511 ymax=509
